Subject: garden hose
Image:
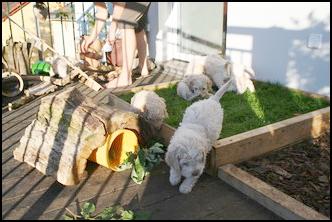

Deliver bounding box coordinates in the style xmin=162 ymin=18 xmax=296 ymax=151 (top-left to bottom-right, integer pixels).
xmin=2 ymin=71 xmax=24 ymax=97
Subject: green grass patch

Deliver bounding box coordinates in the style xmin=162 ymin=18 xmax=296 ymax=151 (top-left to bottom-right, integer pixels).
xmin=118 ymin=81 xmax=330 ymax=139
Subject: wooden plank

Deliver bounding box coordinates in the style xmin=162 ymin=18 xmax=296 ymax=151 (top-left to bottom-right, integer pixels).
xmin=2 ymin=163 xmax=167 ymax=220
xmin=159 ymin=124 xmax=176 ymax=145
xmin=218 ymin=164 xmax=329 ymax=220
xmin=138 ymin=177 xmax=279 ymax=220
xmin=113 ymin=80 xmax=179 ymax=96
xmin=5 ymin=164 xmax=279 ymax=220
xmin=211 ymin=107 xmax=330 ymax=172
xmin=24 ymin=82 xmax=58 ymax=97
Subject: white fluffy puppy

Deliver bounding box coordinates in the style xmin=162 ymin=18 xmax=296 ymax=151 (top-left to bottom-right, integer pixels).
xmin=226 ymin=62 xmax=256 ymax=94
xmin=186 ymin=54 xmax=256 ymax=94
xmin=204 ymin=54 xmax=256 ymax=94
xmin=177 ymin=74 xmax=213 ymax=101
xmin=165 ymin=79 xmax=232 ymax=194
xmin=130 ymin=90 xmax=168 ymax=129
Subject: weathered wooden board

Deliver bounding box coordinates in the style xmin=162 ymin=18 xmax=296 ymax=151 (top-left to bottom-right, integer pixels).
xmin=218 ymin=164 xmax=329 ymax=220
xmin=209 ymin=107 xmax=330 ymax=175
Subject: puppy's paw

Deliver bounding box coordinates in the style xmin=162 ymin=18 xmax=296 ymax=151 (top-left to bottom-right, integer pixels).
xmin=179 ymin=183 xmax=193 ymax=194
xmin=169 ymin=174 xmax=181 ymax=186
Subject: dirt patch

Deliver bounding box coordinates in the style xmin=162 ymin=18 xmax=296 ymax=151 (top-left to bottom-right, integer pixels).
xmin=237 ymin=129 xmax=330 ymax=218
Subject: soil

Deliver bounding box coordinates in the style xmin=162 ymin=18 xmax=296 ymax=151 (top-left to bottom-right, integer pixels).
xmin=237 ymin=129 xmax=330 ymax=217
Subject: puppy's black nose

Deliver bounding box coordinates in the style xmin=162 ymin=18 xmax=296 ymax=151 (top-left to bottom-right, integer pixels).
xmin=192 ymin=170 xmax=200 ymax=177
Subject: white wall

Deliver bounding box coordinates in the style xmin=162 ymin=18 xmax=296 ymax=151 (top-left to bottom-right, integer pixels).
xmin=226 ymin=2 xmax=330 ymax=96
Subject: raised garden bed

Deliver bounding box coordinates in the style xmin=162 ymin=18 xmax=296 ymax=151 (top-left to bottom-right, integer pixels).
xmin=111 ymin=80 xmax=330 ymax=219
xmin=118 ymin=80 xmax=329 ymax=139
xmin=113 ymin=80 xmax=330 ymax=175
xmin=237 ymin=129 xmax=330 ymax=218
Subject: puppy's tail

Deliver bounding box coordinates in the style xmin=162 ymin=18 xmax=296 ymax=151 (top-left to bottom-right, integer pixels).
xmin=211 ymin=78 xmax=232 ymax=101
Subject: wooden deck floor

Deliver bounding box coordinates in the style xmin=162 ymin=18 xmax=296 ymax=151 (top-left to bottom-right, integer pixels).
xmin=2 ymin=72 xmax=280 ymax=220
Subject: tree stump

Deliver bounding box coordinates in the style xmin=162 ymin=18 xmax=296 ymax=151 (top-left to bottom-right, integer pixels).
xmin=13 ymin=87 xmax=145 ymax=186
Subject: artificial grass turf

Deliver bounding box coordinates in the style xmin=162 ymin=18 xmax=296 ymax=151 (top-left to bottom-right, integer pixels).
xmin=118 ymin=81 xmax=330 ymax=139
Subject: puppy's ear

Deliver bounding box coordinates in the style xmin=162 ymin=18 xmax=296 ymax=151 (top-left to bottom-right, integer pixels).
xmin=189 ymin=80 xmax=195 ymax=92
xmin=166 ymin=146 xmax=186 ymax=173
xmin=142 ymin=105 xmax=148 ymax=113
xmin=165 ymin=148 xmax=181 ymax=173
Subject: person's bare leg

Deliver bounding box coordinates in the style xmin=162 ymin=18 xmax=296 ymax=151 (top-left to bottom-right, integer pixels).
xmin=135 ymin=29 xmax=149 ymax=76
xmin=105 ymin=28 xmax=136 ymax=88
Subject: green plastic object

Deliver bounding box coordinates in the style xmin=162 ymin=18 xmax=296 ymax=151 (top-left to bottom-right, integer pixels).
xmin=31 ymin=61 xmax=51 ymax=76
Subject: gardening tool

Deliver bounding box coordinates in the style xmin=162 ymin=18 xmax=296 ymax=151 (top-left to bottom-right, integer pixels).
xmin=88 ymin=129 xmax=139 ymax=171
xmin=4 ymin=13 xmax=103 ymax=91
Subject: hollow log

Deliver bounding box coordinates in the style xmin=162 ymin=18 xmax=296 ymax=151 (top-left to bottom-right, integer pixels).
xmin=13 ymin=87 xmax=149 ymax=186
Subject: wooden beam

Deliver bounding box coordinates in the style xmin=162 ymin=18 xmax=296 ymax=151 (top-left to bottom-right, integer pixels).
xmin=210 ymin=107 xmax=330 ymax=172
xmin=159 ymin=123 xmax=176 ymax=145
xmin=218 ymin=164 xmax=329 ymax=220
xmin=112 ymin=80 xmax=179 ymax=95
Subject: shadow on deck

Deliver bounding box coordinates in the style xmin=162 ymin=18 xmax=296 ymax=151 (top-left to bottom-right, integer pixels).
xmin=2 ymin=70 xmax=280 ymax=220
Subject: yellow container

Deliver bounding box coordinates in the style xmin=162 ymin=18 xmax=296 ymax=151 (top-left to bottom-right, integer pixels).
xmin=88 ymin=129 xmax=139 ymax=171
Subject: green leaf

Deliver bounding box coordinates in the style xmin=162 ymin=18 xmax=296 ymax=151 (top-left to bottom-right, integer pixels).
xmin=138 ymin=149 xmax=147 ymax=166
xmin=117 ymin=162 xmax=133 ymax=171
xmin=96 ymin=207 xmax=116 ymax=220
xmin=131 ymin=157 xmax=146 ymax=184
xmin=81 ymin=202 xmax=96 ymax=219
xmin=63 ymin=214 xmax=74 ymax=220
xmin=134 ymin=211 xmax=151 ymax=220
xmin=114 ymin=205 xmax=125 ymax=215
xmin=150 ymin=147 xmax=165 ymax=154
xmin=152 ymin=142 xmax=165 ymax=149
xmin=123 ymin=152 xmax=136 ymax=165
xmin=121 ymin=210 xmax=134 ymax=220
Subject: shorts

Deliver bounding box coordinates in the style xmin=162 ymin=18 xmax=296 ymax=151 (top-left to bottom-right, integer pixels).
xmin=114 ymin=2 xmax=151 ymax=33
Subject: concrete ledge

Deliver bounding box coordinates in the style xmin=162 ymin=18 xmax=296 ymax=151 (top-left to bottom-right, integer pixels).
xmin=218 ymin=164 xmax=329 ymax=220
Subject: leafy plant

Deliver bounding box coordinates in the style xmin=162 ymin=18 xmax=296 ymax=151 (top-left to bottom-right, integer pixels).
xmin=125 ymin=144 xmax=165 ymax=183
xmin=64 ymin=202 xmax=150 ymax=220
xmin=81 ymin=202 xmax=96 ymax=219
xmin=122 ymin=143 xmax=165 ymax=184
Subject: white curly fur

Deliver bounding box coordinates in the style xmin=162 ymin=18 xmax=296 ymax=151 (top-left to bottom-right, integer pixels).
xmin=130 ymin=90 xmax=168 ymax=129
xmin=165 ymin=79 xmax=232 ymax=194
xmin=185 ymin=54 xmax=256 ymax=94
xmin=177 ymin=74 xmax=213 ymax=101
